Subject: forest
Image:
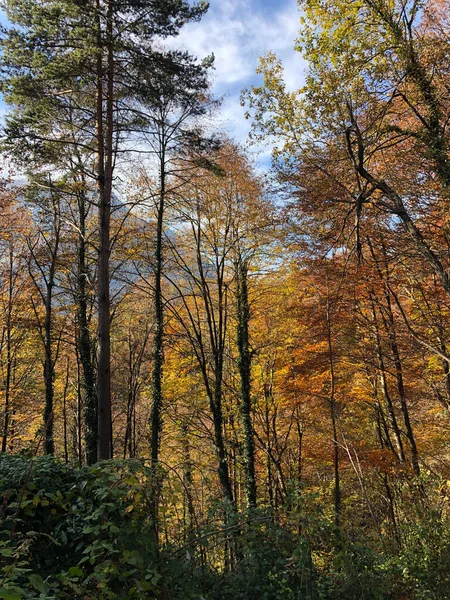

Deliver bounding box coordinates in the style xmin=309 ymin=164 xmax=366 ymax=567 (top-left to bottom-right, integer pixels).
xmin=1 ymin=0 xmax=450 ymax=598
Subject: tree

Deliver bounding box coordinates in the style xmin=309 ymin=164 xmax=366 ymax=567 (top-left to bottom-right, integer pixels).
xmin=0 ymin=188 xmax=33 ymax=452
xmin=2 ymin=0 xmax=212 ymax=459
xmin=142 ymin=94 xmax=216 ymax=477
xmin=26 ymin=184 xmax=64 ymax=455
xmin=244 ymin=0 xmax=450 ymax=303
xmin=235 ymin=255 xmax=257 ymax=508
xmin=1 ymin=0 xmax=211 ymax=458
xmin=163 ymin=143 xmax=272 ymax=510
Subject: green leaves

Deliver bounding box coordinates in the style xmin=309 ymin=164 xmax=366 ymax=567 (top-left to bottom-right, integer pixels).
xmin=0 ymin=456 xmax=164 ymax=599
xmin=28 ymin=574 xmax=47 ymax=594
xmin=0 ymin=590 xmax=23 ymax=600
xmin=242 ymin=52 xmax=305 ymax=160
xmin=0 ymin=0 xmax=213 ymax=171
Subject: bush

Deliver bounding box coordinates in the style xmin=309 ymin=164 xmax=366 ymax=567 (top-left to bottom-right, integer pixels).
xmin=393 ymin=511 xmax=450 ymax=600
xmin=2 ymin=456 xmax=450 ymax=600
xmin=191 ymin=513 xmax=316 ymax=600
xmin=0 ymin=455 xmax=165 ymax=599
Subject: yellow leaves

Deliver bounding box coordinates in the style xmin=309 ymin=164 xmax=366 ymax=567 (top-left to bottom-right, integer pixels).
xmin=348 ymin=375 xmax=372 ymax=404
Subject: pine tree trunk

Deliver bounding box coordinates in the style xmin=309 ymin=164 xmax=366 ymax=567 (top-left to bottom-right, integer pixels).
xmin=96 ymin=0 xmax=113 ymax=460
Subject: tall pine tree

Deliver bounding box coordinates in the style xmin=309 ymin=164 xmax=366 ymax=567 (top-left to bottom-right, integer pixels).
xmin=0 ymin=0 xmax=211 ymax=460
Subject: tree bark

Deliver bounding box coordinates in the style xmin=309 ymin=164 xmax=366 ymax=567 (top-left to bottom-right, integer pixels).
xmin=77 ymin=190 xmax=97 ymax=464
xmin=96 ymin=0 xmax=114 ymax=460
xmin=1 ymin=245 xmax=14 ymax=452
xmin=236 ymin=256 xmax=257 ymax=508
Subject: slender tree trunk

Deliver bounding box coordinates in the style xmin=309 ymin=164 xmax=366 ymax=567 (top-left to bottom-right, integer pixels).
xmin=375 ymin=392 xmax=397 ymax=457
xmin=432 ymin=288 xmax=450 ymax=412
xmin=296 ymin=406 xmax=303 ymax=483
xmin=77 ymin=191 xmax=97 ymax=464
xmin=211 ymin=366 xmax=234 ymax=505
xmin=124 ymin=387 xmax=133 ymax=459
xmin=1 ymin=245 xmax=13 ymax=452
xmin=148 ymin=133 xmax=167 ymax=548
xmin=96 ymin=0 xmax=113 ymax=460
xmin=76 ymin=350 xmax=83 ymax=466
xmin=236 ymin=257 xmax=257 ymax=508
xmin=370 ymin=241 xmax=420 ymax=475
xmin=181 ymin=424 xmax=195 ymax=541
xmin=43 ymin=280 xmax=55 ymax=455
xmin=370 ymin=295 xmax=406 ymax=463
xmin=41 ymin=200 xmax=60 ymax=456
xmin=325 ymin=282 xmax=341 ymax=534
xmin=375 ymin=395 xmax=401 ymax=547
xmin=150 ymin=142 xmax=165 ymax=467
xmin=63 ymin=356 xmax=70 ymax=464
xmin=263 ymin=382 xmax=275 ymax=511
xmin=382 ymin=286 xmax=420 ymax=475
xmin=193 ymin=208 xmax=234 ymax=508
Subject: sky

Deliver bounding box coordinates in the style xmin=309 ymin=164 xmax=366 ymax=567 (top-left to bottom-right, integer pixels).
xmin=174 ymin=0 xmax=306 ymax=159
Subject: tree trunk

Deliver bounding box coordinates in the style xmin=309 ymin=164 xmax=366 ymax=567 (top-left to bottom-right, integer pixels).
xmin=325 ymin=282 xmax=341 ymax=535
xmin=236 ymin=257 xmax=257 ymax=508
xmin=150 ymin=143 xmax=166 ymax=467
xmin=41 ymin=199 xmax=60 ymax=456
xmin=63 ymin=356 xmax=70 ymax=463
xmin=370 ymin=294 xmax=406 ymax=463
xmin=96 ymin=0 xmax=113 ymax=460
xmin=384 ymin=291 xmax=420 ymax=475
xmin=76 ymin=191 xmax=97 ymax=464
xmin=372 ymin=242 xmax=420 ymax=475
xmin=43 ymin=275 xmax=55 ymax=455
xmin=124 ymin=384 xmax=134 ymax=459
xmin=181 ymin=424 xmax=195 ymax=541
xmin=211 ymin=367 xmax=234 ymax=505
xmin=1 ymin=245 xmax=14 ymax=452
xmin=76 ymin=352 xmax=83 ymax=467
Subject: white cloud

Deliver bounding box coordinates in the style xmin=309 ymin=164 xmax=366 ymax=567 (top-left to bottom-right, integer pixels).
xmin=217 ymin=93 xmax=251 ymax=137
xmin=171 ymin=0 xmax=307 ymax=146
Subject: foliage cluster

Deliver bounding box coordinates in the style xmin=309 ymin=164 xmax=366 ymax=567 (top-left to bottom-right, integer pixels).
xmin=1 ymin=456 xmax=450 ymax=600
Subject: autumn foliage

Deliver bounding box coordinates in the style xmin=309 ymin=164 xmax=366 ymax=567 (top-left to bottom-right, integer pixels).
xmin=1 ymin=0 xmax=450 ymax=598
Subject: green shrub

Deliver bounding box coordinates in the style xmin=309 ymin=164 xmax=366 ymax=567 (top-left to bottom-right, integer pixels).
xmin=191 ymin=513 xmax=316 ymax=600
xmin=0 ymin=455 xmax=163 ymax=599
xmin=2 ymin=456 xmax=450 ymax=600
xmin=393 ymin=511 xmax=450 ymax=600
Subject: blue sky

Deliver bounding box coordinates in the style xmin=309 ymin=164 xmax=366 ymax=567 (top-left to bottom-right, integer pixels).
xmin=175 ymin=0 xmax=306 ymax=154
